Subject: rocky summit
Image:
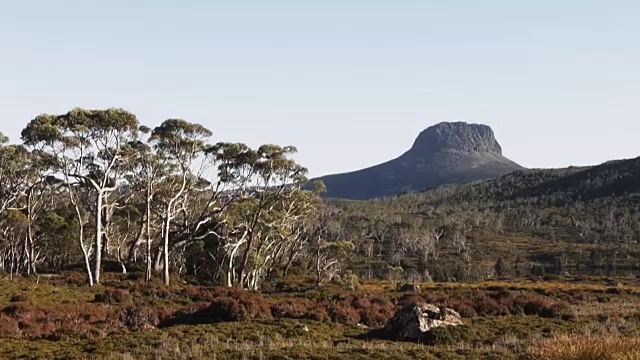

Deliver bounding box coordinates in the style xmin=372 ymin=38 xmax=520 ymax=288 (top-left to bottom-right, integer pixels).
xmin=312 ymin=121 xmax=524 ymax=199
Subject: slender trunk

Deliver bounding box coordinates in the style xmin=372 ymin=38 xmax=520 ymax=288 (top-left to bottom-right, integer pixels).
xmin=315 ymin=250 xmax=322 ymax=287
xmin=126 ymin=215 xmax=146 ymax=264
xmin=23 ymin=234 xmax=29 ymax=276
xmin=9 ymin=246 xmax=15 ymax=280
xmin=114 ymin=238 xmax=127 ymax=274
xmin=153 ymin=247 xmax=163 ymax=272
xmin=238 ymin=233 xmax=254 ymax=288
xmin=94 ymin=191 xmax=103 ymax=285
xmin=67 ymin=182 xmax=93 ymax=287
xmin=26 ymin=188 xmax=34 ymax=275
xmin=227 ymin=245 xmax=239 ymax=287
xmin=79 ymin=220 xmax=93 ymax=286
xmin=146 ymin=190 xmax=152 ymax=282
xmin=163 ymin=205 xmax=172 ymax=286
xmin=29 ymin=237 xmax=36 ymax=275
xmin=102 ymin=195 xmax=111 ymax=258
xmin=162 ymin=174 xmax=187 ymax=287
xmin=282 ymin=245 xmax=302 ymax=280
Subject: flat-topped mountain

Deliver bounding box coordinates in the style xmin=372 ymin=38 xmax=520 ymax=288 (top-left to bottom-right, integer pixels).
xmin=313 ymin=121 xmax=525 ymax=199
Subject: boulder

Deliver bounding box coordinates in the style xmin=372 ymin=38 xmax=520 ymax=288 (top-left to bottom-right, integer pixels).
xmin=384 ymin=302 xmax=463 ymax=341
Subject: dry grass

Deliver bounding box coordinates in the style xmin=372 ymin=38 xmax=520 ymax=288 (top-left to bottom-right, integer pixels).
xmin=99 ymin=331 xmax=432 ymax=360
xmin=528 ymin=334 xmax=640 ymax=360
xmin=572 ymin=299 xmax=640 ymax=318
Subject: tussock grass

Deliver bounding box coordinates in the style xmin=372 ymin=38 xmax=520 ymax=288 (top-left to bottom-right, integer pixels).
xmin=528 ymin=334 xmax=640 ymax=360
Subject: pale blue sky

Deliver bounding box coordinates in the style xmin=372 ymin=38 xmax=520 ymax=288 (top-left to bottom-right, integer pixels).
xmin=1 ymin=1 xmax=638 ymax=177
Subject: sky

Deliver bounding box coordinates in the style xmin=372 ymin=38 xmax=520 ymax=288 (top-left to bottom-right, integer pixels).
xmin=0 ymin=1 xmax=638 ymax=177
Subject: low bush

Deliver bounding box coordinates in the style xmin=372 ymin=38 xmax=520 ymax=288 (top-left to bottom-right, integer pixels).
xmin=0 ymin=302 xmax=115 ymax=339
xmin=0 ymin=315 xmax=20 ymax=337
xmin=118 ymin=306 xmax=160 ymax=330
xmin=270 ymin=299 xmax=330 ymax=322
xmin=422 ymin=325 xmax=471 ymax=346
xmin=328 ymin=302 xmax=360 ymax=325
xmin=165 ymin=287 xmax=272 ymax=325
xmin=9 ymin=293 xmax=31 ymax=302
xmin=93 ymin=288 xmax=132 ymax=304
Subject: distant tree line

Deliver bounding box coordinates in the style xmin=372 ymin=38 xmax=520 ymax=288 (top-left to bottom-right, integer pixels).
xmin=321 ymin=160 xmax=640 ymax=282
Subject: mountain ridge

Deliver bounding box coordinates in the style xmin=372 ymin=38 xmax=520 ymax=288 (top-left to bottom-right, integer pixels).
xmin=312 ymin=121 xmax=525 ymax=199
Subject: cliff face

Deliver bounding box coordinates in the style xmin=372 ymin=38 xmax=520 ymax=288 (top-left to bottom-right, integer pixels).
xmin=409 ymin=122 xmax=503 ymax=155
xmin=313 ymin=122 xmax=525 ymax=199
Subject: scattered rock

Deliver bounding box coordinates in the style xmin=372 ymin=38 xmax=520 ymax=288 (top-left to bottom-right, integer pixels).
xmin=384 ymin=302 xmax=463 ymax=341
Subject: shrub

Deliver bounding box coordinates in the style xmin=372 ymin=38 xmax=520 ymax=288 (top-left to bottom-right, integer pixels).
xmin=119 ymin=306 xmax=160 ymax=330
xmin=0 ymin=302 xmax=114 ymax=339
xmin=204 ymin=297 xmax=244 ymax=322
xmin=9 ymin=293 xmax=31 ymax=302
xmin=93 ymin=288 xmax=132 ymax=304
xmin=0 ymin=315 xmax=20 ymax=337
xmin=448 ymin=301 xmax=477 ymax=318
xmin=330 ymin=271 xmax=360 ymax=290
xmin=470 ymin=292 xmax=509 ymax=316
xmin=185 ymin=288 xmax=272 ymax=323
xmin=358 ymin=301 xmax=396 ymax=327
xmin=422 ymin=326 xmax=470 ymax=346
xmin=328 ymin=303 xmax=360 ymax=325
xmin=270 ymin=300 xmax=329 ymax=322
xmin=515 ymin=294 xmax=572 ymax=319
xmin=130 ymin=284 xmax=173 ymax=300
xmin=326 ymin=295 xmax=396 ymax=327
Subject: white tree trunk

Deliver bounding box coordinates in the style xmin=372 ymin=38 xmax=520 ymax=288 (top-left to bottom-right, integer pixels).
xmin=146 ymin=195 xmax=153 ymax=282
xmin=163 ymin=205 xmax=173 ymax=287
xmin=94 ymin=191 xmax=103 ymax=285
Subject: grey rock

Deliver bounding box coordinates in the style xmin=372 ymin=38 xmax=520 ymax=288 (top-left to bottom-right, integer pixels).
xmin=384 ymin=302 xmax=463 ymax=341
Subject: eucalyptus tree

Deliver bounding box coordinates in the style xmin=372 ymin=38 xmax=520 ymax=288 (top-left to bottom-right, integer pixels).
xmin=0 ymin=135 xmax=32 ymax=215
xmin=263 ymin=181 xmax=325 ymax=283
xmin=0 ymin=134 xmax=53 ymax=275
xmin=204 ymin=143 xmax=322 ymax=289
xmin=21 ymin=108 xmax=140 ymax=285
xmin=125 ymin=129 xmax=164 ymax=281
xmin=149 ymin=119 xmax=212 ymax=286
xmin=227 ymin=145 xmax=312 ymax=289
xmin=23 ymin=170 xmax=63 ymax=275
xmin=305 ymin=214 xmax=354 ymax=287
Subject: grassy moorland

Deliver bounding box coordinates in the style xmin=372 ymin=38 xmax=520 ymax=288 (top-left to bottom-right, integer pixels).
xmin=0 ymin=273 xmax=638 ymax=359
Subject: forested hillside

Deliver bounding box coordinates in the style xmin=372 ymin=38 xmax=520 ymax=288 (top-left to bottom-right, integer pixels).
xmin=323 ymin=157 xmax=640 ymax=282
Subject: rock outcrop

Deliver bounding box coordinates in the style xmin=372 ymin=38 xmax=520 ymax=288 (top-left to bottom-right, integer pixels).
xmin=312 ymin=121 xmax=524 ymax=199
xmin=384 ymin=302 xmax=463 ymax=341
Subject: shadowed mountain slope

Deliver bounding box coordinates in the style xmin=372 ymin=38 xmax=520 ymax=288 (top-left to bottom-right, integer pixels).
xmin=313 ymin=122 xmax=525 ymax=199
